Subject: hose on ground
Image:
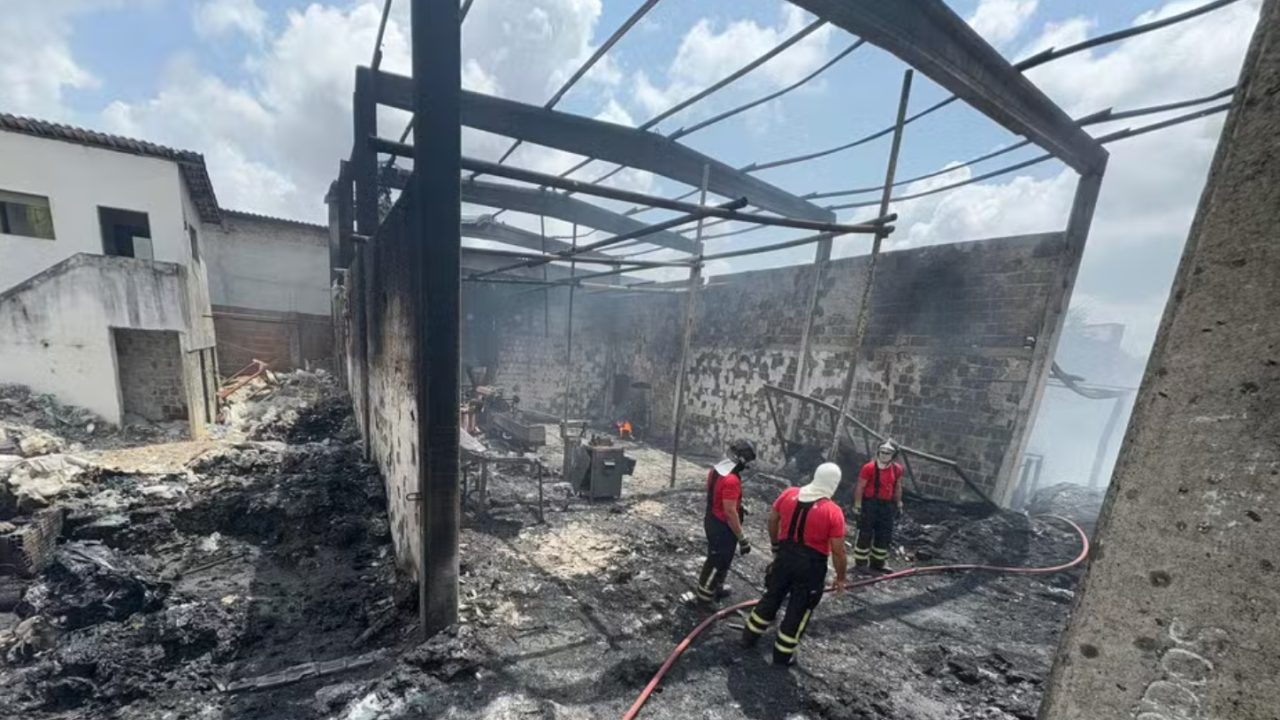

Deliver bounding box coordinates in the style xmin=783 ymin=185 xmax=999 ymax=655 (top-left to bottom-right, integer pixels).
xmin=622 ymin=514 xmax=1090 ymax=720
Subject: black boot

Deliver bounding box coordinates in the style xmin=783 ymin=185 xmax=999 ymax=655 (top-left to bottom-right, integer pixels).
xmin=715 ymin=585 xmax=733 ymax=599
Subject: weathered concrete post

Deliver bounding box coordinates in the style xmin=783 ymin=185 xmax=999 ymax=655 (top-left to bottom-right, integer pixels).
xmin=411 ymin=0 xmax=462 ymax=637
xmin=1041 ymin=2 xmax=1280 ymax=716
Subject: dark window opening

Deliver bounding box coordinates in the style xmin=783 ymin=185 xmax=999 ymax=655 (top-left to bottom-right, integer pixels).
xmin=188 ymin=224 xmax=200 ymax=262
xmin=99 ymin=206 xmax=153 ymax=260
xmin=0 ymin=189 xmax=56 ymax=240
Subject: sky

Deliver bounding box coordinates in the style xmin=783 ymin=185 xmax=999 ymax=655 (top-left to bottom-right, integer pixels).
xmin=0 ymin=0 xmax=1262 ymax=376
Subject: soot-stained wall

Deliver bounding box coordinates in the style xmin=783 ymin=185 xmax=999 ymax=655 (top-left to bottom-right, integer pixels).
xmin=479 ymin=233 xmax=1069 ymax=501
xmin=342 ymin=199 xmax=421 ymax=580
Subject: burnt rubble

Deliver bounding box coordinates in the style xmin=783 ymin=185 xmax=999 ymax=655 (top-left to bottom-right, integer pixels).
xmin=0 ymin=384 xmax=188 ymax=454
xmin=1 ymin=375 xmax=410 ymax=719
xmin=1 ymin=374 xmax=1092 ymax=719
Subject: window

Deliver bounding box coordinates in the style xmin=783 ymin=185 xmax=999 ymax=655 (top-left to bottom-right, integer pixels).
xmin=99 ymin=207 xmax=153 ymax=260
xmin=0 ymin=189 xmax=56 ymax=239
xmin=188 ymin=224 xmax=200 ymax=262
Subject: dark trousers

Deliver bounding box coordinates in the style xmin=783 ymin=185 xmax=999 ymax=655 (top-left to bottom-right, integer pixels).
xmin=854 ymin=498 xmax=895 ymax=569
xmin=696 ymin=516 xmax=737 ymax=601
xmin=742 ymin=545 xmax=828 ymax=665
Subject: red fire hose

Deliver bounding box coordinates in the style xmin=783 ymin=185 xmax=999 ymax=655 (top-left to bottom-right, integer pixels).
xmin=622 ymin=514 xmax=1090 ymax=720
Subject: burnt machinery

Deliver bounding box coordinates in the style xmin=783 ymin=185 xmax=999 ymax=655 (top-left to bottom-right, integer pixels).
xmin=562 ymin=424 xmax=636 ymax=501
xmin=465 ymin=366 xmax=546 ymax=452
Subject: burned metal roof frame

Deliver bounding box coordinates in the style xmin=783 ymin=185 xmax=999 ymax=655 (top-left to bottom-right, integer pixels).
xmin=372 ymin=68 xmax=834 ymax=222
xmin=784 ymin=0 xmax=1107 ymax=174
xmin=0 ymin=113 xmax=222 ymax=224
xmin=380 ymin=166 xmax=696 ymax=253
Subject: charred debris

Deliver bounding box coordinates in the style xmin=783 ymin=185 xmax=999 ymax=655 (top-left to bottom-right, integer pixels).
xmin=0 ymin=372 xmax=1103 ymax=719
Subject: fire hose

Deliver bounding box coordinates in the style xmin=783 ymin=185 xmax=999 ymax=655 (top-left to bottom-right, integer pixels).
xmin=622 ymin=514 xmax=1090 ymax=720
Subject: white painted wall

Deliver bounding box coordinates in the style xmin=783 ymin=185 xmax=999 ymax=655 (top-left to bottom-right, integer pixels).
xmin=0 ymin=131 xmax=195 ymax=292
xmin=0 ymin=255 xmax=190 ymax=423
xmin=176 ymin=173 xmax=216 ymax=351
xmin=203 ymin=213 xmax=330 ymax=315
xmin=0 ymin=129 xmax=216 ymax=432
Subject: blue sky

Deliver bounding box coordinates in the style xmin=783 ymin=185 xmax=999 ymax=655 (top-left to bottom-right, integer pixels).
xmin=0 ymin=0 xmax=1263 ymax=364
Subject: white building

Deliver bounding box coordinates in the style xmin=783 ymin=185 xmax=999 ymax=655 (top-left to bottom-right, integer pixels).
xmin=0 ymin=114 xmax=220 ymax=436
xmin=202 ymin=211 xmax=334 ymax=372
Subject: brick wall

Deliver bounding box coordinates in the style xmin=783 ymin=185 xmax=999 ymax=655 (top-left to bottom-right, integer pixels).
xmin=112 ymin=328 xmax=188 ymax=422
xmin=212 ymin=304 xmax=334 ymax=373
xmin=476 ymin=233 xmax=1070 ymax=501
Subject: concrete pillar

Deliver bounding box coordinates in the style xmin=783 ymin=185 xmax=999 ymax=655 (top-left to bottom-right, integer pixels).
xmin=1040 ymin=3 xmax=1280 ymax=718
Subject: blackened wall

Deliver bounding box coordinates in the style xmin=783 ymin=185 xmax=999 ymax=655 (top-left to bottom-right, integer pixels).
xmin=479 ymin=233 xmax=1069 ymax=502
xmin=343 ymin=198 xmax=421 ymax=580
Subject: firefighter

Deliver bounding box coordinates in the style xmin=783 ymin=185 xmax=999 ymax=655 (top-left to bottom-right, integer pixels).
xmin=853 ymin=439 xmax=904 ymax=572
xmin=741 ymin=462 xmax=847 ymax=666
xmin=693 ymin=439 xmax=757 ymax=603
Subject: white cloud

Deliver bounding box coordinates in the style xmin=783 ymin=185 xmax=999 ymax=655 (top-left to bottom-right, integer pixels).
xmin=0 ymin=0 xmax=138 ymax=119
xmin=1021 ymin=0 xmax=1261 ymax=116
xmin=94 ymin=0 xmax=610 ymax=222
xmin=461 ymin=0 xmax=608 ymax=104
xmin=967 ymin=0 xmax=1039 ymax=48
xmin=594 ymin=98 xmax=635 ymax=127
xmin=848 ymin=0 xmax=1261 ymax=357
xmin=632 ymin=4 xmax=832 ymax=121
xmin=193 ymin=0 xmax=267 ymax=41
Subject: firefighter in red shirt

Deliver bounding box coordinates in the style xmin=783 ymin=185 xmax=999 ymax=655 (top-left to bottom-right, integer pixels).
xmin=693 ymin=439 xmax=757 ymax=603
xmin=854 ymin=439 xmax=904 ymax=572
xmin=741 ymin=462 xmax=847 ymax=666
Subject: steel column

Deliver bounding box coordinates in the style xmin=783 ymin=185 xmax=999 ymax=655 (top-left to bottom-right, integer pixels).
xmin=1088 ymin=392 xmax=1129 ymax=489
xmin=353 ymin=68 xmax=378 ymax=462
xmin=993 ymin=169 xmax=1106 ymax=506
xmin=828 ymin=69 xmax=913 ymax=458
xmin=411 ymin=0 xmax=462 ymax=638
xmin=563 ymin=224 xmax=578 ymax=427
xmin=669 ymin=165 xmax=711 ymax=487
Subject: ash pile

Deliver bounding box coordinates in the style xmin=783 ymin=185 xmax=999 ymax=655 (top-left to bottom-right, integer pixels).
xmin=1 ymin=384 xmax=188 ymax=456
xmin=1 ymin=372 xmax=410 ymax=720
xmin=301 ymin=457 xmax=1090 ymax=719
xmin=217 ymin=368 xmax=360 ymax=444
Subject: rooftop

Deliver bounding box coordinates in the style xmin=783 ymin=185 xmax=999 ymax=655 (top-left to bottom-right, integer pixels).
xmin=0 ymin=113 xmax=221 ymax=224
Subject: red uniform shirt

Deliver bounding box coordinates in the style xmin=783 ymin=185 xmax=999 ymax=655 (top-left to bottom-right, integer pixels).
xmin=772 ymin=486 xmax=846 ymax=556
xmin=706 ymin=469 xmax=742 ymax=523
xmin=859 ymin=461 xmax=903 ymax=501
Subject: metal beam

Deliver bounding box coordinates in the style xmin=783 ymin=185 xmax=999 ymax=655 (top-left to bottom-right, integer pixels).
xmin=374 ymin=68 xmax=832 ymax=221
xmin=353 ymin=68 xmax=377 ymax=466
xmin=785 ymin=0 xmax=1107 ymax=174
xmin=462 ymin=245 xmax=689 ymax=269
xmin=469 ymin=198 xmax=743 ymax=281
xmin=993 ymin=169 xmax=1106 ymax=507
xmin=461 ymin=217 xmax=610 ymax=259
xmin=669 ymin=166 xmax=711 ymax=488
xmin=829 ymin=69 xmax=913 ymax=458
xmin=383 ymin=167 xmax=695 ymax=252
xmin=456 ymin=157 xmax=893 ymax=236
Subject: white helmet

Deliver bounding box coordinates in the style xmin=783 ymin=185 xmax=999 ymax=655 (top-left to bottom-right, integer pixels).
xmin=798 ymin=462 xmax=841 ymax=502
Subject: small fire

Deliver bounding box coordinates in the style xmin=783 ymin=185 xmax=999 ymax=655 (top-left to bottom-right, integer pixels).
xmin=615 ymin=420 xmax=633 ymax=439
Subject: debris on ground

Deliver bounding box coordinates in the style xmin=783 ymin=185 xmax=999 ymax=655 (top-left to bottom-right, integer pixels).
xmin=1026 ymin=482 xmax=1106 ymax=535
xmin=0 ymin=372 xmax=409 ymax=719
xmin=0 ymin=384 xmax=188 ymax=457
xmin=216 ymin=368 xmax=358 ymax=444
xmin=1 ymin=372 xmax=1093 ymax=720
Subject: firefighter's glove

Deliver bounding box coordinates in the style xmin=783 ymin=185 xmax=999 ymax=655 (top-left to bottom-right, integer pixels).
xmin=852 ymin=505 xmax=862 ymax=523
xmin=739 ymin=504 xmax=749 ymax=520
xmin=738 ymin=538 xmax=752 ymax=556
